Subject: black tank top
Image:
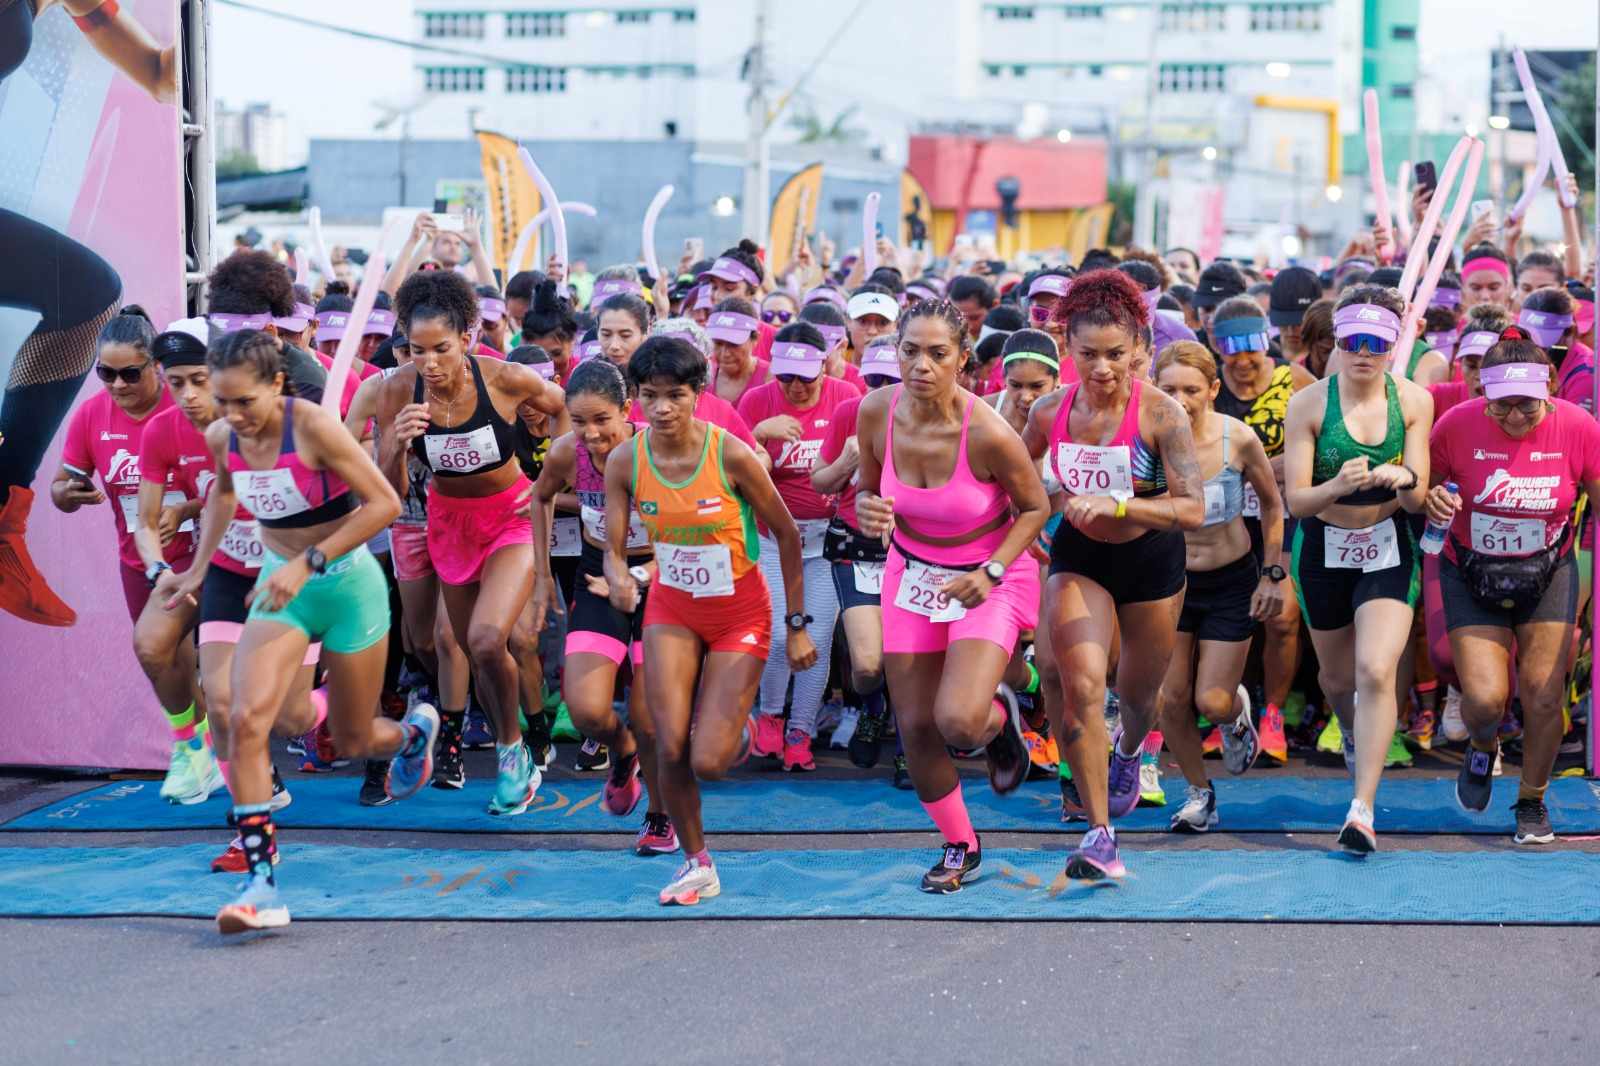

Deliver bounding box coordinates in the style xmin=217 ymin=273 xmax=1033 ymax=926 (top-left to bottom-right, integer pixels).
xmin=410 ymin=356 xmax=519 ymax=478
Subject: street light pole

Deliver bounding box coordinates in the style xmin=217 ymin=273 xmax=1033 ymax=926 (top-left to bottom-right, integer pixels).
xmin=742 ymin=0 xmax=772 ymax=241
xmin=1132 ymin=1 xmax=1160 ymax=248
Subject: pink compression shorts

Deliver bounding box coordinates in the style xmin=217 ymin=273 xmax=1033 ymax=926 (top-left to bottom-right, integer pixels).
xmin=881 ymin=546 xmax=1039 ymax=654
xmin=426 ymin=477 xmax=533 ymax=585
xmin=389 ymin=522 xmax=433 ymax=582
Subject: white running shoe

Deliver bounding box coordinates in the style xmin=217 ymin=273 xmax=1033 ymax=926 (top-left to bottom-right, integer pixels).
xmin=216 ymin=875 xmax=290 ymax=935
xmin=1221 ymin=685 xmax=1259 ymax=776
xmin=1337 ymin=798 xmax=1377 ymax=854
xmin=1440 ymin=687 xmax=1469 ymax=743
xmin=171 ymin=746 xmax=226 ymax=806
xmin=1169 ymin=785 xmax=1219 ymax=833
xmin=658 ymin=856 xmax=720 ymax=906
xmin=158 ymin=742 xmax=196 ymax=803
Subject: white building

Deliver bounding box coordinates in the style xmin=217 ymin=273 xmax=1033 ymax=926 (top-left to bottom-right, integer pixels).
xmin=215 ymin=101 xmax=292 ymax=172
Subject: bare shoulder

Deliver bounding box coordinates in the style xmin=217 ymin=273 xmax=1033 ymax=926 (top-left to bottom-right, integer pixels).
xmin=1286 ymin=377 xmax=1328 ymax=421
xmin=1395 ymin=375 xmax=1434 ymax=421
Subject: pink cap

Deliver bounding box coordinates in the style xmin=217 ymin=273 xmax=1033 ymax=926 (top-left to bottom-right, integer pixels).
xmin=208 ymin=312 xmax=272 ymax=334
xmin=705 ymin=311 xmax=759 ymax=344
xmin=1028 ymin=274 xmax=1071 ymax=300
xmin=769 ymin=340 xmax=826 ymax=379
xmin=1480 ymin=362 xmax=1550 ymax=400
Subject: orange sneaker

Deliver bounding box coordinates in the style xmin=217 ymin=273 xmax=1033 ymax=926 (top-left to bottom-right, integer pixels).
xmin=1258 ymin=703 xmax=1289 ymax=766
xmin=1201 ymin=726 xmax=1222 ymax=758
xmin=1023 ymin=730 xmax=1059 ymax=778
xmin=0 ymin=486 xmax=76 ymax=626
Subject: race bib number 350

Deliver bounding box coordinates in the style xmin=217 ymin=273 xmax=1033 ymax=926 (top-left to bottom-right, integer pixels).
xmin=1053 ymin=443 xmax=1133 ymax=498
xmin=892 ymin=561 xmax=967 ymax=622
xmin=1324 ymin=521 xmax=1400 ymax=573
xmin=655 ymin=542 xmax=735 ymax=598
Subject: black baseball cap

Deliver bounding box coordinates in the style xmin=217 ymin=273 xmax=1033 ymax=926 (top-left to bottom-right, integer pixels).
xmin=1268 ymin=266 xmax=1321 ymax=327
xmin=1191 ymin=261 xmax=1247 ymax=309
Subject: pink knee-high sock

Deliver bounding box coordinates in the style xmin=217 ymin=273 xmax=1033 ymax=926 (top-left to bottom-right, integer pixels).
xmin=921 ymin=783 xmax=978 ymax=850
xmin=309 ymin=686 xmax=329 ymax=730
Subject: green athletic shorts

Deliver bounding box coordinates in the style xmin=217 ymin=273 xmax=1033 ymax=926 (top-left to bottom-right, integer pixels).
xmin=248 ymin=545 xmax=390 ymax=654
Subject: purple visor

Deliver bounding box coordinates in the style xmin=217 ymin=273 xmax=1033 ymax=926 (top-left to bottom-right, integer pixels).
xmin=528 ymin=359 xmax=557 ymax=381
xmin=701 ymin=256 xmax=761 ymax=289
xmin=1518 ymin=309 xmax=1573 ymax=349
xmin=814 ymin=323 xmax=847 ymax=352
xmin=592 ymin=278 xmax=643 ymax=305
xmin=479 ymin=297 xmax=507 ymax=323
xmin=1456 ymin=330 xmax=1499 ymax=361
xmin=705 ymin=311 xmax=759 ymax=344
xmin=692 ymin=285 xmax=714 ymax=311
xmin=804 ymin=286 xmax=847 ymax=310
xmin=1480 ymin=362 xmax=1550 ymax=400
xmin=1332 ymin=303 xmax=1401 ymax=345
xmin=209 ymin=312 xmax=272 ymax=334
xmin=1028 ymin=274 xmax=1071 ymax=300
xmin=906 ymin=283 xmax=940 ymax=303
xmin=316 ymin=311 xmax=351 ymax=344
xmin=1140 ymin=287 xmax=1163 ymax=314
xmin=273 ymin=303 xmax=317 ymax=332
xmin=575 ymin=339 xmax=603 ymax=364
xmin=1429 ymin=287 xmax=1462 ymax=310
xmin=769 ymin=340 xmax=826 ymax=379
xmin=1424 ymin=330 xmax=1458 ymax=354
xmin=363 ymin=309 xmax=396 ymax=337
xmin=860 ymin=339 xmax=901 ymax=380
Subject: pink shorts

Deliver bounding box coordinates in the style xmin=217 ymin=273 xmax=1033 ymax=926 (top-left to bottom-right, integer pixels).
xmin=881 ymin=547 xmax=1039 ymax=655
xmin=426 ymin=478 xmax=533 ymax=586
xmin=390 ymin=522 xmax=433 ymax=582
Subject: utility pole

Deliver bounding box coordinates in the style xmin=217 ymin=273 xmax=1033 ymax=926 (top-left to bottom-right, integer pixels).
xmin=1132 ymin=1 xmax=1160 ymax=248
xmin=742 ymin=0 xmax=772 ymax=241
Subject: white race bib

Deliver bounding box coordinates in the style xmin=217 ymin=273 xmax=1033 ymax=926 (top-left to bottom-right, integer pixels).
xmin=118 ymin=490 xmax=194 ymax=535
xmin=1242 ymin=482 xmax=1261 ymax=518
xmin=550 ymin=515 xmax=581 ymax=557
xmin=218 ymin=518 xmax=264 ymax=568
xmin=656 ymin=542 xmax=735 ymax=598
xmin=893 ymin=561 xmax=968 ymax=622
xmin=1053 ymin=442 xmax=1133 ymax=499
xmin=1203 ymin=482 xmax=1227 ymax=525
xmin=1323 ymin=521 xmax=1400 ymax=573
xmin=581 ymin=504 xmax=650 ymax=550
xmin=234 ymin=467 xmax=312 ymax=520
xmin=423 ymin=423 xmax=502 ymax=474
xmin=1469 ymin=512 xmax=1550 ymax=557
xmin=799 ymin=518 xmax=830 ymax=559
xmin=853 ymin=560 xmax=884 ymax=594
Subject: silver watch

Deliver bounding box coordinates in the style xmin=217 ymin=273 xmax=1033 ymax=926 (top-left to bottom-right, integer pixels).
xmin=982 ymin=560 xmax=1006 ymax=584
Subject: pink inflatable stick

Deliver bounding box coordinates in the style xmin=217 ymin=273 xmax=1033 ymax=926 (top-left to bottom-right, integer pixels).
xmin=517 ymin=148 xmax=568 ymax=298
xmin=321 ymin=220 xmax=396 ymax=414
xmin=1395 ymin=138 xmax=1485 ymax=366
xmin=861 ymin=192 xmax=881 ymax=276
xmin=1363 ymin=90 xmax=1395 ymax=263
xmin=1397 ymin=137 xmax=1470 ymax=302
xmin=642 ymin=185 xmax=674 ymax=283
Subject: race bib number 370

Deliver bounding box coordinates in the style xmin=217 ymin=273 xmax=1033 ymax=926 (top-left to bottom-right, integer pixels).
xmin=1053 ymin=443 xmax=1133 ymax=498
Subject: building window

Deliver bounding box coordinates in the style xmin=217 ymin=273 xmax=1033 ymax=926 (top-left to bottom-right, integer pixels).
xmin=616 ymin=10 xmax=651 ymax=24
xmin=985 ymin=64 xmax=1002 ymax=77
xmin=1159 ymin=3 xmax=1225 ymax=32
xmin=1390 ymin=83 xmax=1413 ymax=99
xmin=673 ymin=8 xmax=695 ymax=21
xmin=506 ymin=11 xmax=566 ymax=38
xmin=994 ymin=5 xmax=1036 ymax=18
xmin=423 ymin=66 xmax=485 ymax=93
xmin=1392 ymin=25 xmax=1415 ymax=40
xmin=1158 ymin=62 xmax=1226 ymax=93
xmin=421 ymin=12 xmax=485 ymax=39
xmin=1062 ymin=4 xmax=1104 ymax=17
xmin=506 ymin=65 xmax=567 ymax=93
xmin=1248 ymin=3 xmax=1323 ymax=32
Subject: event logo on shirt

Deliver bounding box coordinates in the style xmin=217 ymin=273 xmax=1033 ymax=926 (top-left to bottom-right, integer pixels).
xmin=99 ymin=431 xmax=127 ymax=442
xmin=1471 ymin=468 xmax=1560 ymax=512
xmin=1472 ymin=449 xmax=1509 ymax=461
xmin=105 ymin=448 xmax=140 ymax=487
xmin=776 ymin=439 xmax=823 ymax=471
xmin=1529 ymin=451 xmax=1562 ymax=462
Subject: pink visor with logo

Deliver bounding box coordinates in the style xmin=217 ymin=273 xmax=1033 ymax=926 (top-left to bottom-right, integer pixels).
xmin=479 ymin=297 xmax=507 ymax=323
xmin=316 ymin=312 xmax=351 ymax=344
xmin=769 ymin=340 xmax=825 ymax=378
xmin=813 ymin=323 xmax=847 ymax=351
xmin=1332 ymin=303 xmax=1402 ymax=344
xmin=592 ymin=278 xmax=643 ymax=305
xmin=860 ymin=339 xmax=901 ymax=380
xmin=209 ymin=312 xmax=272 ymax=334
xmin=1455 ymin=330 xmax=1499 ymax=361
xmin=363 ymin=309 xmax=396 ymax=337
xmin=272 ymin=303 xmax=316 ymax=332
xmin=1518 ymin=308 xmax=1573 ymax=349
xmin=1480 ymin=362 xmax=1550 ymax=400
xmin=702 ymin=256 xmax=761 ymax=289
xmin=706 ymin=311 xmax=759 ymax=344
xmin=1028 ymin=274 xmax=1071 ymax=300
xmin=804 ymin=286 xmax=847 ymax=310
xmin=575 ymin=339 xmax=603 ymax=364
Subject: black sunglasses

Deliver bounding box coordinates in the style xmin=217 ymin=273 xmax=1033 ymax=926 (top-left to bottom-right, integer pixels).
xmin=95 ymin=360 xmax=152 ymax=384
xmin=775 ymin=372 xmax=816 ymax=386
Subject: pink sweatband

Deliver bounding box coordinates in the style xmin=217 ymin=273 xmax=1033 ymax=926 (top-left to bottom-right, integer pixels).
xmin=1461 ymin=256 xmax=1511 ymax=280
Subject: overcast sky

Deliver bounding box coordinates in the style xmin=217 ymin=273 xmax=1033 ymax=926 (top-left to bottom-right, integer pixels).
xmin=211 ymin=0 xmax=1598 ymax=165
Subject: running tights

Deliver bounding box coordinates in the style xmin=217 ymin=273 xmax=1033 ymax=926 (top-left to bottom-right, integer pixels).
xmin=757 ymin=540 xmax=838 ymax=737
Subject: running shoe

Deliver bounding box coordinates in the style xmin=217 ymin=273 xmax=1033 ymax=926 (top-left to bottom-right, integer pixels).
xmin=1221 ymin=687 xmax=1260 ymax=776
xmin=1342 ymin=732 xmax=1357 ymax=776
xmin=829 ymin=707 xmax=859 ymax=750
xmin=1384 ymin=730 xmax=1413 ymax=768
xmin=1511 ymin=798 xmax=1555 ymax=845
xmin=636 ymin=812 xmax=679 ymax=855
xmin=984 ymin=685 xmax=1029 ymax=795
xmin=658 ymin=855 xmax=720 ymax=906
xmin=1282 ymin=690 xmax=1308 ymax=730
xmin=892 ymin=753 xmax=913 ymax=790
xmin=1065 ymin=825 xmax=1126 ymax=881
xmin=1138 ymin=751 xmax=1166 ymax=807
xmin=1060 ymin=773 xmax=1086 ymax=822
xmin=919 ymin=839 xmax=982 ymax=894
xmin=359 ymin=760 xmax=394 ymax=807
xmin=284 ymin=733 xmax=307 ymax=758
xmin=1170 ymin=785 xmax=1218 ymax=833
xmin=1106 ymin=729 xmax=1141 ymax=818
xmin=748 ymin=712 xmax=785 ymax=759
xmin=523 ymin=708 xmax=553 ymax=771
xmin=1257 ymin=702 xmax=1289 ymax=766
xmin=210 ymin=835 xmax=282 ymax=874
xmin=298 ymin=723 xmax=348 ymax=773
xmin=488 ymin=743 xmax=541 ymax=816
xmin=158 ymin=742 xmax=196 ymax=802
xmin=549 ymin=699 xmax=580 ymax=743
xmin=0 ymin=486 xmax=77 ymax=626
xmin=783 ymin=729 xmax=816 ymax=772
xmin=1337 ymin=798 xmax=1377 ymax=854
xmin=1200 ymin=727 xmax=1222 ymax=758
xmin=269 ymin=766 xmax=293 ymax=812
xmin=173 ymin=745 xmax=227 ymax=806
xmin=1440 ymin=688 xmax=1468 ymax=742
xmin=848 ymin=704 xmax=888 ymax=769
xmin=1023 ymin=730 xmax=1058 ymax=780
xmin=604 ymin=752 xmax=643 ymax=816
xmin=1317 ymin=714 xmax=1343 ymax=755
xmin=432 ymin=728 xmax=465 ymax=790
xmin=575 ymin=738 xmax=611 ymax=773
xmin=215 ymin=875 xmax=290 ymax=934
xmin=1456 ymin=745 xmax=1496 ymax=812
xmin=463 ymin=705 xmax=495 ymax=750
xmin=1498 ymin=703 xmax=1524 ymax=744
xmin=385 ymin=703 xmax=440 ymax=801
xmin=1405 ymin=707 xmax=1437 ymax=751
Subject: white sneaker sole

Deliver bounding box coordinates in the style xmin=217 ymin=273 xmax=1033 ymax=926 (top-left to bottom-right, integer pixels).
xmin=658 ymin=878 xmax=720 ymax=905
xmin=216 ymin=903 xmax=290 ymax=935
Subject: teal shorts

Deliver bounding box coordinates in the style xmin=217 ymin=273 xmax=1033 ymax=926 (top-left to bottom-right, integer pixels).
xmin=248 ymin=545 xmax=390 ymax=654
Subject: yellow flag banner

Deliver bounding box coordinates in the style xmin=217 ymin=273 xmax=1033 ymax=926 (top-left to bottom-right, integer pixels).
xmin=477 ymin=130 xmax=541 ymax=274
xmin=767 ymin=162 xmax=824 ymax=274
xmin=899 ymin=169 xmax=933 ymax=249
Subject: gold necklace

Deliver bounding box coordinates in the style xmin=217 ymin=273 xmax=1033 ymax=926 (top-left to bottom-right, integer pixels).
xmin=426 ymin=364 xmax=468 ymax=425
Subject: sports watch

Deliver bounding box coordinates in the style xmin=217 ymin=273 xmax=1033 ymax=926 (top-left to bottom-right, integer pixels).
xmin=982 ymin=560 xmax=1006 ymax=584
xmin=1263 ymin=563 xmax=1287 ymax=582
xmin=304 ymin=546 xmax=329 ymax=575
xmin=144 ymin=561 xmax=172 ymax=587
xmin=785 ymin=612 xmax=813 ymax=632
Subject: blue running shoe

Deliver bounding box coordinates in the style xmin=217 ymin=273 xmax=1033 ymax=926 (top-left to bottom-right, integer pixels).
xmin=386 ymin=703 xmax=439 ymax=801
xmin=488 ymin=742 xmax=542 ymax=816
xmin=215 ymin=875 xmax=290 ymax=935
xmin=1064 ymin=825 xmax=1127 ymax=881
xmin=1106 ymin=729 xmax=1141 ymax=818
xmin=463 ymin=704 xmax=494 ymax=750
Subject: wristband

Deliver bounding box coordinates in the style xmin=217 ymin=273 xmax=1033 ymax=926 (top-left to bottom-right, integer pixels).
xmin=73 ymin=0 xmax=120 ymax=31
xmin=1114 ymin=497 xmax=1128 ymax=519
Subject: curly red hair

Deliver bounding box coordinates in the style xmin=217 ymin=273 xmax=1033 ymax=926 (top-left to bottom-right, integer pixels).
xmin=1052 ymin=268 xmax=1149 ymax=340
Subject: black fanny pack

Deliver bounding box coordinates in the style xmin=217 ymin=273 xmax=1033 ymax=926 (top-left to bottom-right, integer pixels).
xmin=1452 ymin=525 xmax=1568 ymax=613
xmin=823 ymin=519 xmax=888 ymax=564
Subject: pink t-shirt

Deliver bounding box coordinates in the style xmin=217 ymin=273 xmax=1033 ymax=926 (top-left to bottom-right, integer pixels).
xmin=1556 ymin=341 xmax=1595 ymax=413
xmin=818 ymin=394 xmax=863 ymax=529
xmin=62 ymin=390 xmax=192 ymax=570
xmin=1428 ymin=380 xmax=1472 ymax=420
xmin=1430 ymin=397 xmax=1600 ymax=564
xmin=628 ymin=390 xmax=758 ymax=453
xmin=711 ymin=357 xmax=770 ymax=408
xmin=753 ymin=321 xmax=776 ymax=362
xmin=738 ymin=376 xmax=858 ymax=521
xmin=140 ymin=406 xmax=261 ymax=576
xmin=831 ymin=360 xmax=866 ymax=395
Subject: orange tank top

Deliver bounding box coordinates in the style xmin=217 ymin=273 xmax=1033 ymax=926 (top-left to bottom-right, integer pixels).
xmin=632 ymin=424 xmax=758 ymax=584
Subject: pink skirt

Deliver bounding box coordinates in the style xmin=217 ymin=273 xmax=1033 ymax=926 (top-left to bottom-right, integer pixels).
xmin=425 ymin=478 xmax=532 ymax=585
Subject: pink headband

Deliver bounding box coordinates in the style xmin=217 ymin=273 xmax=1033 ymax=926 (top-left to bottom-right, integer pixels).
xmin=1332 ymin=303 xmax=1402 ymax=343
xmin=208 ymin=312 xmax=272 ymax=333
xmin=1461 ymin=256 xmax=1511 ymax=280
xmin=1480 ymin=361 xmax=1550 ymax=400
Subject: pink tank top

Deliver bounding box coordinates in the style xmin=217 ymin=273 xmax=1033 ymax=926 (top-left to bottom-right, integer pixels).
xmin=881 ymin=386 xmax=1009 ymax=564
xmin=1048 ymin=379 xmax=1166 ymax=498
xmin=226 ymin=396 xmax=353 ymax=529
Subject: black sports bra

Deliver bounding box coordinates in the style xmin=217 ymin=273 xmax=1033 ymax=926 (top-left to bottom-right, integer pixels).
xmin=409 ymin=356 xmax=520 ymax=478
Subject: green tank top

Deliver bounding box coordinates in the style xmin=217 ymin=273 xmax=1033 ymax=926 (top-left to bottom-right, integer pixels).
xmin=1404 ymin=337 xmax=1428 ymax=380
xmin=1312 ymin=373 xmax=1405 ymax=504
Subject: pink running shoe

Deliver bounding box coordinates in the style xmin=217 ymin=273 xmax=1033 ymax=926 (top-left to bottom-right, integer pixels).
xmin=782 ymin=729 xmax=815 ymax=772
xmin=635 ymin=812 xmax=679 ymax=856
xmin=603 ymin=756 xmax=642 ymax=816
xmin=748 ymin=712 xmax=785 ymax=759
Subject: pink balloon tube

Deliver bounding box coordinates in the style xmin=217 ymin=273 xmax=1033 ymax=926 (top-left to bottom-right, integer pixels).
xmin=642 ymin=185 xmax=674 ymax=283
xmin=321 ymin=220 xmax=396 ymax=414
xmin=861 ymin=192 xmax=881 ymax=276
xmin=1395 ymin=139 xmax=1485 ymax=366
xmin=517 ymin=148 xmax=568 ymax=298
xmin=1397 ymin=137 xmax=1471 ymax=301
xmin=1363 ymin=90 xmax=1394 ymax=263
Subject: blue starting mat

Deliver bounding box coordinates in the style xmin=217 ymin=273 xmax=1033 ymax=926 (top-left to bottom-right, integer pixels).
xmin=8 ymin=774 xmax=1600 ymax=836
xmin=1 ymin=842 xmax=1598 ymax=923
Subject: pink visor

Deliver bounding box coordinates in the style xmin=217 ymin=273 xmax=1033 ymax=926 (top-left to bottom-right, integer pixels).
xmin=692 ymin=285 xmax=714 ymax=311
xmin=706 ymin=311 xmax=759 ymax=344
xmin=316 ymin=311 xmax=351 ymax=344
xmin=814 ymin=323 xmax=847 ymax=351
xmin=1518 ymin=308 xmax=1574 ymax=349
xmin=804 ymin=286 xmax=847 ymax=310
xmin=860 ymin=340 xmax=901 ymax=380
xmin=363 ymin=309 xmax=396 ymax=337
xmin=701 ymin=256 xmax=761 ymax=289
xmin=1424 ymin=330 xmax=1458 ymax=354
xmin=272 ymin=303 xmax=316 ymax=332
xmin=1333 ymin=303 xmax=1402 ymax=344
xmin=769 ymin=340 xmax=825 ymax=378
xmin=479 ymin=297 xmax=507 ymax=323
xmin=1456 ymin=330 xmax=1499 ymax=361
xmin=592 ymin=278 xmax=643 ymax=305
xmin=1028 ymin=274 xmax=1071 ymax=299
xmin=209 ymin=312 xmax=272 ymax=334
xmin=1429 ymin=287 xmax=1461 ymax=309
xmin=1480 ymin=362 xmax=1550 ymax=400
xmin=575 ymin=339 xmax=603 ymax=364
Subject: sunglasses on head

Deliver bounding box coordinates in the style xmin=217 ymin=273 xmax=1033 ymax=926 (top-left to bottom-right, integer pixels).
xmin=1486 ymin=397 xmax=1544 ymax=418
xmin=762 ymin=309 xmax=794 ymax=325
xmin=1335 ymin=333 xmax=1393 ymax=356
xmin=95 ymin=360 xmax=152 ymax=384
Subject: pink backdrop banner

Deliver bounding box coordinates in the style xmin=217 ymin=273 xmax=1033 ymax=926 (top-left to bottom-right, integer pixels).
xmin=0 ymin=0 xmax=184 ymax=769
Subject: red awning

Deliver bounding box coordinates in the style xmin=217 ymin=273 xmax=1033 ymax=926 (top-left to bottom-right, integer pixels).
xmin=907 ymin=135 xmax=1108 ymax=210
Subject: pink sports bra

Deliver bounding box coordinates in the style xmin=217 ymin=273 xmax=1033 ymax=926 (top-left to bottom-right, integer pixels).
xmin=1048 ymin=379 xmax=1166 ymax=498
xmin=227 ymin=396 xmax=354 ymax=529
xmin=881 ymin=386 xmax=1009 ymax=564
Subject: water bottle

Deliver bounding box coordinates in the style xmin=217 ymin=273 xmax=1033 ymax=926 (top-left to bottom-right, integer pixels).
xmin=1418 ymin=481 xmax=1457 ymax=556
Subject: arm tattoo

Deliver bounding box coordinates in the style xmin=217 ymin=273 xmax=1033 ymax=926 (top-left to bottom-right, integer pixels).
xmin=1152 ymin=398 xmax=1202 ymax=503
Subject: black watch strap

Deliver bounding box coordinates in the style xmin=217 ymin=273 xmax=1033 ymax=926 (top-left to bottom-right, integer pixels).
xmin=786 ymin=612 xmax=813 ymax=631
xmin=1264 ymin=563 xmax=1287 ymax=581
xmin=305 ymin=547 xmax=328 ymax=574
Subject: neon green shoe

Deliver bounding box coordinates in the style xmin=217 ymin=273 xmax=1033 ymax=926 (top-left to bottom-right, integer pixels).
xmin=158 ymin=742 xmax=197 ymax=803
xmin=1384 ymin=729 xmax=1413 ymax=768
xmin=1138 ymin=750 xmax=1167 ymax=807
xmin=170 ymin=743 xmax=226 ymax=806
xmin=1316 ymin=714 xmax=1343 ymax=754
xmin=1282 ymin=690 xmax=1308 ymax=729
